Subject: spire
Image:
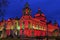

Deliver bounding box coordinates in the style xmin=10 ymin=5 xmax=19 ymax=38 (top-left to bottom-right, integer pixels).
xmin=22 ymin=2 xmax=31 ymax=15
xmin=54 ymin=20 xmax=57 ymax=24
xmin=37 ymin=8 xmax=43 ymax=14
xmin=1 ymin=17 xmax=4 ymax=22
xmin=34 ymin=8 xmax=45 ymax=18
xmin=25 ymin=2 xmax=29 ymax=8
xmin=34 ymin=8 xmax=43 ymax=17
xmin=15 ymin=16 xmax=19 ymax=20
xmin=47 ymin=20 xmax=52 ymax=24
xmin=54 ymin=20 xmax=58 ymax=26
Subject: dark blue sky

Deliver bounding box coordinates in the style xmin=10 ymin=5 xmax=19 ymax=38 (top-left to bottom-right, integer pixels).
xmin=0 ymin=0 xmax=60 ymax=25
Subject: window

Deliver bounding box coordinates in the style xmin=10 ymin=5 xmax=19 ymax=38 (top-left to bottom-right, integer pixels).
xmin=22 ymin=22 xmax=24 ymax=29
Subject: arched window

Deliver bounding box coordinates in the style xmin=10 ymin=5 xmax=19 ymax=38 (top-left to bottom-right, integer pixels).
xmin=15 ymin=20 xmax=20 ymax=30
xmin=28 ymin=22 xmax=30 ymax=29
xmin=36 ymin=24 xmax=39 ymax=30
xmin=22 ymin=22 xmax=25 ymax=29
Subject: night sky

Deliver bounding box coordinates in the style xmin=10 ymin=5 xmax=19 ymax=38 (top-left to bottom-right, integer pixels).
xmin=0 ymin=0 xmax=60 ymax=26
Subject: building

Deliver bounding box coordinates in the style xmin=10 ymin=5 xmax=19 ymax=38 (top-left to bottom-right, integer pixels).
xmin=0 ymin=2 xmax=59 ymax=38
xmin=19 ymin=2 xmax=59 ymax=37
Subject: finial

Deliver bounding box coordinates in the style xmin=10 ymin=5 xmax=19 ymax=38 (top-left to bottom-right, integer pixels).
xmin=25 ymin=2 xmax=29 ymax=8
xmin=37 ymin=8 xmax=43 ymax=14
xmin=54 ymin=20 xmax=57 ymax=24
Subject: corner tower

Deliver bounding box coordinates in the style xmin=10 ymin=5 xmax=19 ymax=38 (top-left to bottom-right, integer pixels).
xmin=22 ymin=2 xmax=31 ymax=15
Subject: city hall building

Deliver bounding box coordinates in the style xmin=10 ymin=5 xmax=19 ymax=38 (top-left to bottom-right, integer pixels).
xmin=0 ymin=3 xmax=59 ymax=38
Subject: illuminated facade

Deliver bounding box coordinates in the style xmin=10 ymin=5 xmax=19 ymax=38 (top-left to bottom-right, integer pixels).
xmin=19 ymin=3 xmax=59 ymax=37
xmin=0 ymin=3 xmax=59 ymax=38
